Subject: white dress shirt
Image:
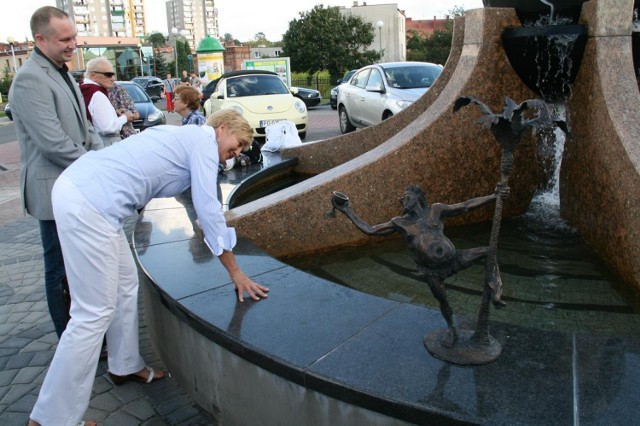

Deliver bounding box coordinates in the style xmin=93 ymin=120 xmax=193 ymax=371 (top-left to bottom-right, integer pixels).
xmin=62 ymin=124 xmax=235 ymax=255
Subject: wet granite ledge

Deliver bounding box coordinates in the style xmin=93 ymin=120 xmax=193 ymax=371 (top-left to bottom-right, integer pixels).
xmin=134 ymin=191 xmax=640 ymax=425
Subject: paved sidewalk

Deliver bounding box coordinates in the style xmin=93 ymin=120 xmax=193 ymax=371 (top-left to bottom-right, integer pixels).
xmin=0 ymin=139 xmax=215 ymax=424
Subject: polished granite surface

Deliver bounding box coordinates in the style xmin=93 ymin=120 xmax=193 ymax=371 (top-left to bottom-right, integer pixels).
xmin=134 ymin=177 xmax=640 ymax=425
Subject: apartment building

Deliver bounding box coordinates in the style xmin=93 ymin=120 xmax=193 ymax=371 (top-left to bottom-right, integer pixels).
xmin=340 ymin=2 xmax=406 ymax=62
xmin=166 ymin=0 xmax=218 ymax=53
xmin=56 ymin=0 xmax=146 ymax=38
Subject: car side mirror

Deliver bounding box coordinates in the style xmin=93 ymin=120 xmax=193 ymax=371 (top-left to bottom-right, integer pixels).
xmin=289 ymin=87 xmax=299 ymax=95
xmin=366 ymin=82 xmax=385 ymax=93
xmin=211 ymin=91 xmax=223 ymax=99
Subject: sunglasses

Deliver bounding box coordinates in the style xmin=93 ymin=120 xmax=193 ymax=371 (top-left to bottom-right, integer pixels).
xmin=94 ymin=71 xmax=115 ymax=78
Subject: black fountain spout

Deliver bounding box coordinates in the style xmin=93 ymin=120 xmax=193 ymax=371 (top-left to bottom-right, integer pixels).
xmin=485 ymin=0 xmax=588 ymax=103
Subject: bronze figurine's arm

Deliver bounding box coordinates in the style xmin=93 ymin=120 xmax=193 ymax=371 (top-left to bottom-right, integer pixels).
xmin=439 ymin=185 xmax=509 ymax=218
xmin=332 ymin=198 xmax=397 ymax=236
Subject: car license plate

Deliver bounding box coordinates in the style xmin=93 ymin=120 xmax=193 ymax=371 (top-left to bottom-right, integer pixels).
xmin=260 ymin=119 xmax=285 ymax=127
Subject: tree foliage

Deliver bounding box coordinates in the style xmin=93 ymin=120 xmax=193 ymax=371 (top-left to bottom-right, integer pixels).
xmin=223 ymin=33 xmax=240 ymax=46
xmin=406 ymin=6 xmax=464 ymax=65
xmin=282 ymin=5 xmax=380 ymax=80
xmin=146 ymin=32 xmax=166 ymax=50
xmin=176 ymin=39 xmax=192 ymax=73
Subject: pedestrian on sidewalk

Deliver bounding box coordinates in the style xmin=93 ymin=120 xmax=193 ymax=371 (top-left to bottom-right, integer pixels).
xmin=8 ymin=5 xmax=103 ymax=339
xmin=28 ymin=109 xmax=269 ymax=426
xmin=163 ymin=73 xmax=176 ymax=112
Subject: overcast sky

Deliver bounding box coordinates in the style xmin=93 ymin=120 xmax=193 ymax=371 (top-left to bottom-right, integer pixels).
xmin=0 ymin=0 xmax=484 ymax=43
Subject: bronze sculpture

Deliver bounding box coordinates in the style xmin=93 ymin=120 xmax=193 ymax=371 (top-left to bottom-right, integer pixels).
xmin=331 ymin=96 xmax=561 ymax=364
xmin=331 ymin=185 xmax=509 ymax=349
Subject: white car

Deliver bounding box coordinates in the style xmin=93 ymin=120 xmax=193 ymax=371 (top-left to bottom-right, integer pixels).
xmin=203 ymin=70 xmax=308 ymax=139
xmin=336 ymin=61 xmax=443 ymax=133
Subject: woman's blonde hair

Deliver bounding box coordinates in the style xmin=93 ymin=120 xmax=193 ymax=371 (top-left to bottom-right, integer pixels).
xmin=206 ymin=109 xmax=253 ymax=150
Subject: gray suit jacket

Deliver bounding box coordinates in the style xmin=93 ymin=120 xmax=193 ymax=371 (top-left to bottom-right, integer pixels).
xmin=9 ymin=50 xmax=103 ymax=220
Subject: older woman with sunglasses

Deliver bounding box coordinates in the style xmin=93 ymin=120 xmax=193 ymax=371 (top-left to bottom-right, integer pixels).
xmin=174 ymin=85 xmax=206 ymax=126
xmin=80 ymin=57 xmax=134 ymax=146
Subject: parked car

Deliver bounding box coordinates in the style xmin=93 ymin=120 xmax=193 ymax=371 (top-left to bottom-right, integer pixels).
xmin=337 ymin=61 xmax=443 ymax=134
xmin=204 ymin=70 xmax=308 ymax=139
xmin=4 ymin=103 xmax=12 ymax=120
xmin=200 ymin=77 xmax=220 ymax=107
xmin=117 ymin=81 xmax=166 ymax=131
xmin=131 ymin=76 xmax=165 ymax=102
xmin=292 ymin=87 xmax=322 ymax=108
xmin=330 ymin=69 xmax=358 ymax=110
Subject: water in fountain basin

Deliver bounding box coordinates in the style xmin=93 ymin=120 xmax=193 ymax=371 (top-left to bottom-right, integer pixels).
xmin=286 ymin=208 xmax=640 ymax=337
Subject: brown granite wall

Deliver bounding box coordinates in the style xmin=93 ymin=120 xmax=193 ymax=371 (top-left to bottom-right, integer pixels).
xmin=563 ymin=0 xmax=640 ymax=292
xmin=226 ymin=7 xmax=544 ymax=259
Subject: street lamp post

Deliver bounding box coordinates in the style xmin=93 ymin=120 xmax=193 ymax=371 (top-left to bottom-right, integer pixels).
xmin=7 ymin=37 xmax=18 ymax=74
xmin=376 ymin=21 xmax=384 ymax=62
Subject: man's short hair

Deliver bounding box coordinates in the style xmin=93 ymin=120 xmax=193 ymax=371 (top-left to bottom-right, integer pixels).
xmin=30 ymin=6 xmax=69 ymax=39
xmin=174 ymin=86 xmax=201 ymax=111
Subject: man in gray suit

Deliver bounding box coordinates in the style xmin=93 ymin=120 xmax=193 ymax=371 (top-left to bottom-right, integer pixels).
xmin=9 ymin=6 xmax=103 ymax=339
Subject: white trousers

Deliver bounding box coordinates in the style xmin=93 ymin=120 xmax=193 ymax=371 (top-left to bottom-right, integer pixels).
xmin=31 ymin=175 xmax=145 ymax=425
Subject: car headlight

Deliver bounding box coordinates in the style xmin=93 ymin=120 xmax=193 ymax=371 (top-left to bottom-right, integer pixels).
xmin=330 ymin=87 xmax=338 ymax=97
xmin=294 ymin=99 xmax=306 ymax=113
xmin=396 ymin=100 xmax=414 ymax=110
xmin=147 ymin=110 xmax=163 ymax=122
xmin=229 ymin=105 xmax=244 ymax=115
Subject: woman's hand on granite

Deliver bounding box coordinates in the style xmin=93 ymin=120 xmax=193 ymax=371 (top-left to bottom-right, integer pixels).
xmin=233 ymin=271 xmax=269 ymax=302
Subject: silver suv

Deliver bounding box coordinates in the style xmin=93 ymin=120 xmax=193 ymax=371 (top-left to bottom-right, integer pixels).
xmin=337 ymin=61 xmax=443 ymax=133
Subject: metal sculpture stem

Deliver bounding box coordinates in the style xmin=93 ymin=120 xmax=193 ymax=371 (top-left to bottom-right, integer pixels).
xmin=474 ymin=148 xmax=513 ymax=343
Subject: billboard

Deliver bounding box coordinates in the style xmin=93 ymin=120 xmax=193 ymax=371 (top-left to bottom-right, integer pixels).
xmin=243 ymin=57 xmax=291 ymax=87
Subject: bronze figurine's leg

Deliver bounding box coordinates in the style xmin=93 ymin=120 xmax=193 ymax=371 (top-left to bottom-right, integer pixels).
xmin=458 ymin=246 xmax=488 ymax=266
xmin=425 ymin=277 xmax=457 ymax=347
xmin=460 ymin=247 xmax=506 ymax=307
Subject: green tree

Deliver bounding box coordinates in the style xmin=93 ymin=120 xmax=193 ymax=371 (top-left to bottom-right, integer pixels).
xmin=154 ymin=54 xmax=170 ymax=77
xmin=423 ymin=28 xmax=454 ymax=65
xmin=146 ymin=32 xmax=168 ymax=77
xmin=406 ymin=29 xmax=428 ymax=62
xmin=282 ymin=5 xmax=380 ymax=80
xmin=174 ymin=39 xmax=191 ymax=75
xmin=0 ymin=68 xmax=13 ymax=98
xmin=147 ymin=32 xmax=166 ymax=49
xmin=223 ymin=33 xmax=240 ymax=46
xmin=406 ymin=6 xmax=465 ymax=65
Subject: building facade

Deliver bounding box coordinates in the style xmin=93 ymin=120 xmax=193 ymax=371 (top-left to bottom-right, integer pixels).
xmin=56 ymin=0 xmax=146 ymax=38
xmin=1 ymin=41 xmax=32 ymax=79
xmin=165 ymin=0 xmax=218 ymax=53
xmin=340 ymin=2 xmax=406 ymax=62
xmin=0 ymin=37 xmax=148 ymax=81
xmin=222 ymin=45 xmax=249 ymax=73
